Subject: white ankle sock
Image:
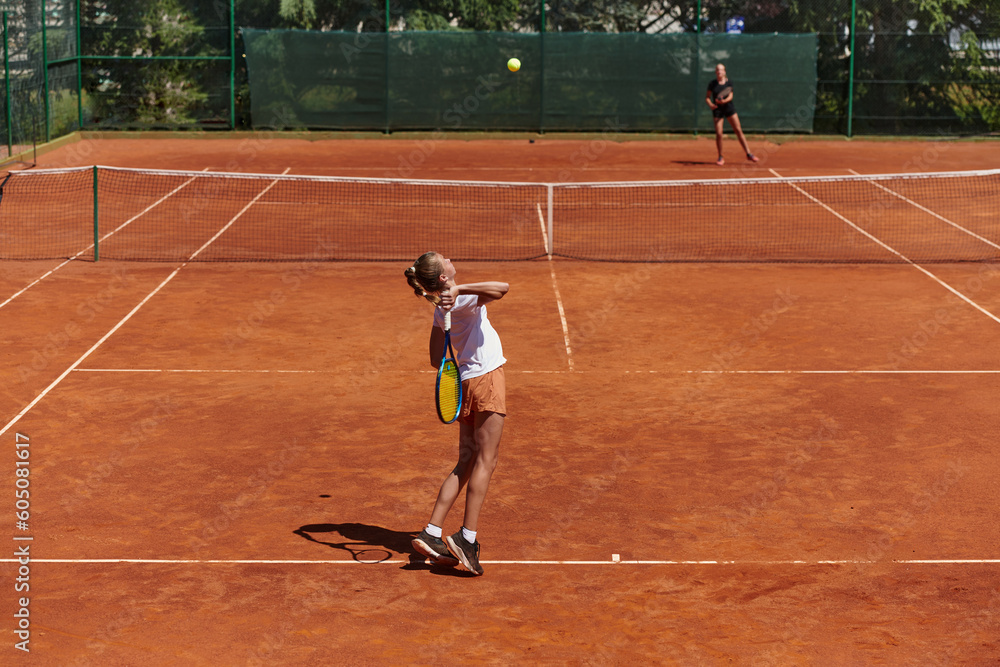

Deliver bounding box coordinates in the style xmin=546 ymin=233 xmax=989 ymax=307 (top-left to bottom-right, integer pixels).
xmin=462 ymin=527 xmax=477 ymax=544
xmin=425 ymin=524 xmax=442 ymax=538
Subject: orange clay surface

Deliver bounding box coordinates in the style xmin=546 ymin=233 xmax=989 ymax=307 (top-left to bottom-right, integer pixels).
xmin=1 ymin=135 xmax=998 ymax=664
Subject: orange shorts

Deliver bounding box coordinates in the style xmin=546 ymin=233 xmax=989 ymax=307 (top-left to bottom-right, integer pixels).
xmin=459 ymin=365 xmax=506 ymax=424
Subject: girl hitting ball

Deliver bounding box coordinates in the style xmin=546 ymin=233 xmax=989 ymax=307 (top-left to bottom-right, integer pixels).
xmin=404 ymin=252 xmax=509 ymax=576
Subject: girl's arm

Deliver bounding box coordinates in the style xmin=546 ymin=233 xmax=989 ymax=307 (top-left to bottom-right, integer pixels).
xmin=440 ymin=281 xmax=509 ymax=309
xmin=428 ymin=325 xmax=444 ymax=369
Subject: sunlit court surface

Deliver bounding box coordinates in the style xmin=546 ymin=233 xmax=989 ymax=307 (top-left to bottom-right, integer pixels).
xmin=1 ymin=135 xmax=999 ymax=664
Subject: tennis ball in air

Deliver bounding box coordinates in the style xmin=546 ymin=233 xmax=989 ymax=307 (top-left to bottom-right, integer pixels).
xmin=507 ymin=57 xmax=521 ymax=72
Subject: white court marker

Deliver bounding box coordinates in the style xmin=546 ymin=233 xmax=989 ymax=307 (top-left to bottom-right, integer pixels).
xmin=2 ymin=558 xmax=998 ymax=565
xmin=536 ymin=201 xmax=574 ymax=371
xmin=0 ymin=168 xmax=291 ymax=439
xmin=68 ymin=368 xmax=1000 ymax=375
xmin=769 ymin=168 xmax=1000 ymax=327
xmin=612 ymin=554 xmax=621 ymax=563
xmin=685 ymin=369 xmax=1000 ymax=374
xmin=0 ymin=167 xmax=211 ymax=312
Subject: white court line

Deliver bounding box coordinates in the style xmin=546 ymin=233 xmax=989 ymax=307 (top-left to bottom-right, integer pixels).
xmin=684 ymin=370 xmax=1000 ymax=374
xmin=0 ymin=168 xmax=291 ymax=439
xmin=769 ymin=167 xmax=1000 ymax=326
xmin=69 ymin=368 xmax=1000 ymax=374
xmin=72 ymin=368 xmax=326 ymax=373
xmin=536 ymin=202 xmax=574 ymax=371
xmin=0 ymin=168 xmax=210 ymax=312
xmin=847 ymin=167 xmax=1000 ymax=252
xmin=2 ymin=558 xmax=998 ymax=565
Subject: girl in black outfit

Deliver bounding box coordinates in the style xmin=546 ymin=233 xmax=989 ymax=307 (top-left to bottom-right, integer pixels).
xmin=706 ymin=63 xmax=759 ymax=166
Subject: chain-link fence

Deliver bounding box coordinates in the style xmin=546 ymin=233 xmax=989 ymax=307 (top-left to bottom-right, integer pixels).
xmin=1 ymin=0 xmax=44 ymax=162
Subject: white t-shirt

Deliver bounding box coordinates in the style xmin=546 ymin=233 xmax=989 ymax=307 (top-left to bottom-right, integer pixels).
xmin=433 ymin=295 xmax=506 ymax=380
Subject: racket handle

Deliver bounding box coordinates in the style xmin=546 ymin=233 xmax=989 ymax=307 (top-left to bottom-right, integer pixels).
xmin=444 ymin=311 xmax=451 ymax=331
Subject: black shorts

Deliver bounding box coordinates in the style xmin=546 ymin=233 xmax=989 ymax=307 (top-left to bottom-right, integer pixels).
xmin=712 ymin=104 xmax=737 ymax=119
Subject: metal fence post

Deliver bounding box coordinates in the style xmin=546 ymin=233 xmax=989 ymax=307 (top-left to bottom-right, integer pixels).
xmin=76 ymin=0 xmax=82 ymax=129
xmin=3 ymin=12 xmax=11 ymax=158
xmin=693 ymin=0 xmax=703 ymax=135
xmin=384 ymin=0 xmax=390 ymax=133
xmin=42 ymin=0 xmax=50 ymax=142
xmin=229 ymin=0 xmax=235 ymax=129
xmin=847 ymin=0 xmax=857 ymax=137
xmin=539 ymin=0 xmax=545 ymax=133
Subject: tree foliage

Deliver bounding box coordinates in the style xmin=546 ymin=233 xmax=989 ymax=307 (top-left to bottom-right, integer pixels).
xmin=81 ymin=0 xmax=224 ymax=125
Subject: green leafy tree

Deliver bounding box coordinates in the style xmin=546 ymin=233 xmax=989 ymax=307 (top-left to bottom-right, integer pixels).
xmin=280 ymin=0 xmax=318 ymax=27
xmin=81 ymin=0 xmax=225 ymax=126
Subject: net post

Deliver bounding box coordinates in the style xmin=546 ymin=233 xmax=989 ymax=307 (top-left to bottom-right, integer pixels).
xmin=846 ymin=0 xmax=857 ymax=138
xmin=3 ymin=11 xmax=11 ymax=159
xmin=546 ymin=183 xmax=553 ymax=256
xmin=92 ymin=166 xmax=99 ymax=261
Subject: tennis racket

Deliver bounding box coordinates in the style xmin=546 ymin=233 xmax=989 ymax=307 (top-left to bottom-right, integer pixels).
xmin=715 ymin=84 xmax=733 ymax=105
xmin=435 ymin=311 xmax=462 ymax=424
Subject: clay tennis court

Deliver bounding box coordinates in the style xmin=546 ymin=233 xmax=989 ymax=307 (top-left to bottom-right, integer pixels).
xmin=1 ymin=134 xmax=999 ymax=663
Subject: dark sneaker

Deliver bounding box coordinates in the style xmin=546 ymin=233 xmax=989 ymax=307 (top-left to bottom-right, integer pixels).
xmin=412 ymin=529 xmax=458 ymax=567
xmin=445 ymin=530 xmax=484 ymax=576
xmin=746 ymin=153 xmax=759 ymax=162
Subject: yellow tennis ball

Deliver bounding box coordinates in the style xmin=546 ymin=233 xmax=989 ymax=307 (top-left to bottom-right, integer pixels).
xmin=507 ymin=57 xmax=521 ymax=72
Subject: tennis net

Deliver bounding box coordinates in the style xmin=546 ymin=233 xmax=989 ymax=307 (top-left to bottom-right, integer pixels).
xmin=1 ymin=166 xmax=998 ymax=263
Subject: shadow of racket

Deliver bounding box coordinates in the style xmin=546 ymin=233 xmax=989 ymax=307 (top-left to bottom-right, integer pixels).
xmin=293 ymin=522 xmax=416 ymax=564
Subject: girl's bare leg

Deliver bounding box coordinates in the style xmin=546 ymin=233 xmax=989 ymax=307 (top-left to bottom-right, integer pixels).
xmin=462 ymin=411 xmax=505 ymax=532
xmin=428 ymin=422 xmax=476 ymax=527
xmin=728 ymin=113 xmax=753 ymax=155
xmin=714 ymin=116 xmax=725 ymax=157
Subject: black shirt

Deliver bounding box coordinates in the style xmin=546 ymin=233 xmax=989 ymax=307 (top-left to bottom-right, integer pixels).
xmin=707 ymin=79 xmax=736 ymax=114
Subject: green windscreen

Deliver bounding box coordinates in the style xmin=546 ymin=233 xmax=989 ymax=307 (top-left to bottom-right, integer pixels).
xmin=243 ymin=30 xmax=817 ymax=133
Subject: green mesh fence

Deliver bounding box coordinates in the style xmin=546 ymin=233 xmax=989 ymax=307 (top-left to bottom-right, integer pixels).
xmin=44 ymin=0 xmax=80 ymax=139
xmin=243 ymin=29 xmax=818 ymax=132
xmin=4 ymin=2 xmax=999 ymax=143
xmin=1 ymin=1 xmax=44 ymax=161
